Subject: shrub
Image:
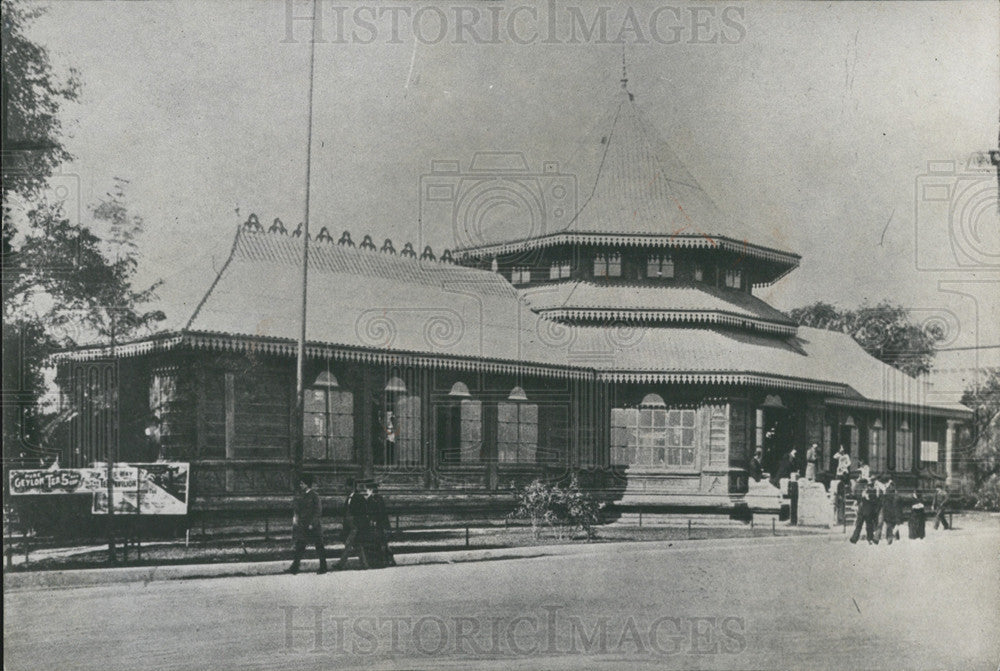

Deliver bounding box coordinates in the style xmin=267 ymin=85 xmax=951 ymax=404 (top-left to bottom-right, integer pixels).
xmin=507 ymin=475 xmax=604 ymax=540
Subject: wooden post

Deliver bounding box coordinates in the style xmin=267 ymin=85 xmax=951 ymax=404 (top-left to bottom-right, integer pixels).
xmin=638 ymin=511 xmax=642 ymax=527
xmin=465 ymin=526 xmax=470 ymax=547
xmin=772 ymin=518 xmax=776 ymax=535
xmin=264 ymin=516 xmax=270 ymax=541
xmin=687 ymin=519 xmax=692 ymax=539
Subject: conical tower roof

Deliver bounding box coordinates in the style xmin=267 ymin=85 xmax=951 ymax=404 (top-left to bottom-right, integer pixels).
xmin=458 ymin=75 xmax=800 ymax=275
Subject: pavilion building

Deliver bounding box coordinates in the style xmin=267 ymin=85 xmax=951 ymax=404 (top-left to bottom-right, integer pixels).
xmin=55 ymin=76 xmax=970 ymax=517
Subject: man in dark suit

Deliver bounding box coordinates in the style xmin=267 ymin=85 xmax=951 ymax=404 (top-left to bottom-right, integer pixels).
xmin=749 ymin=448 xmax=764 ymax=483
xmin=932 ymin=484 xmax=951 ymax=530
xmin=369 ymin=481 xmax=396 ymax=567
xmin=770 ymin=448 xmax=797 ymax=489
xmin=286 ymin=473 xmax=326 ymax=574
xmin=335 ymin=478 xmax=370 ymax=570
xmin=849 ymin=479 xmax=880 ymax=544
xmin=875 ymin=475 xmax=900 ymax=544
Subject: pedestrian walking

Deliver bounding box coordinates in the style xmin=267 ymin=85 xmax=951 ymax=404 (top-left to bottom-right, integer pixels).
xmin=908 ymin=492 xmax=926 ymax=540
xmin=335 ymin=478 xmax=370 ymax=570
xmin=849 ymin=479 xmax=880 ymax=545
xmin=286 ymin=474 xmax=327 ymax=574
xmin=369 ymin=481 xmax=396 ymax=567
xmin=932 ymin=484 xmax=951 ymax=530
xmin=874 ymin=475 xmax=899 ymax=544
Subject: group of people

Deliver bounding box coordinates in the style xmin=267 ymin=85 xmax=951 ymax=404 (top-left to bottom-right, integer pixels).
xmin=748 ymin=442 xmax=953 ymax=542
xmin=285 ymin=474 xmax=395 ymax=575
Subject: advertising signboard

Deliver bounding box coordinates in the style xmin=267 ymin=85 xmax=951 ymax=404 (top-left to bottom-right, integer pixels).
xmin=91 ymin=463 xmax=189 ymax=515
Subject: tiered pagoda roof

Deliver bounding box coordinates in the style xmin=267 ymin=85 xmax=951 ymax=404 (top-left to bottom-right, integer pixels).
xmin=457 ymin=75 xmax=800 ymax=278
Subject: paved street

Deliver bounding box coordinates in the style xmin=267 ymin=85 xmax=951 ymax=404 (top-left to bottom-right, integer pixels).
xmin=5 ymin=520 xmax=999 ymax=670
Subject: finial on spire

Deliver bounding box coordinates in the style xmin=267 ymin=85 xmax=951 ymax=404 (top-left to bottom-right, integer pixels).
xmin=620 ymin=47 xmax=633 ymax=100
xmin=620 ymin=47 xmax=627 ymax=89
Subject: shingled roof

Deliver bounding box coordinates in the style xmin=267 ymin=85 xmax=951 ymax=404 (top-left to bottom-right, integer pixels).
xmin=58 ymin=224 xmax=968 ymax=417
xmin=519 ymin=280 xmax=797 ymax=335
xmin=456 ymin=80 xmax=801 ymax=271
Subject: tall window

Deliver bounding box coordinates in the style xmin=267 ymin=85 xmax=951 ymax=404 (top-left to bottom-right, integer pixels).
xmin=304 ymin=372 xmax=354 ymax=462
xmin=693 ymin=263 xmax=704 ymax=282
xmin=437 ymin=382 xmax=482 ymax=465
xmin=610 ymin=398 xmax=697 ymax=469
xmin=869 ymin=419 xmax=887 ymax=473
xmin=233 ymin=371 xmax=290 ymax=458
xmin=549 ymin=261 xmax=571 ymax=280
xmin=497 ymin=387 xmax=538 ymax=463
xmin=646 ymin=254 xmax=674 ymax=279
xmin=594 ymin=253 xmax=621 ymax=278
xmin=895 ymin=420 xmax=913 ymax=472
xmin=380 ymin=376 xmax=421 ymax=466
xmin=511 ymin=267 xmax=531 ymax=284
xmin=724 ymin=268 xmax=742 ymax=289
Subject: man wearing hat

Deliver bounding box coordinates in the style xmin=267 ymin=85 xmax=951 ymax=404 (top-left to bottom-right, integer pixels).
xmin=286 ymin=473 xmax=327 ymax=574
xmin=335 ymin=478 xmax=370 ymax=570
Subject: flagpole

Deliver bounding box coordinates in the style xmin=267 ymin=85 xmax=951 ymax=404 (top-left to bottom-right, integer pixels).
xmin=294 ymin=0 xmax=319 ymax=483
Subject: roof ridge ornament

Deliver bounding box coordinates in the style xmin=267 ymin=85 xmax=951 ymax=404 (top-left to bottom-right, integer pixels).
xmin=243 ymin=213 xmax=263 ymax=232
xmin=316 ymin=227 xmax=333 ymax=243
xmin=268 ymin=217 xmax=287 ymax=234
xmin=381 ymin=238 xmax=396 ymax=254
xmin=420 ymin=245 xmax=436 ymax=261
xmin=360 ymin=234 xmax=377 ymax=251
xmin=337 ymin=231 xmax=355 ymax=247
xmin=400 ymin=242 xmax=417 ymax=258
xmin=440 ymin=249 xmax=453 ymax=263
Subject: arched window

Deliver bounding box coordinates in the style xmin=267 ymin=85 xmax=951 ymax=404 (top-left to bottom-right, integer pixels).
xmin=304 ymin=370 xmax=354 ymax=462
xmin=646 ymin=255 xmax=674 ymax=279
xmin=869 ymin=418 xmax=887 ymax=473
xmin=437 ymin=381 xmax=482 ymax=465
xmin=895 ymin=420 xmax=913 ymax=472
xmin=498 ymin=387 xmax=539 ymax=463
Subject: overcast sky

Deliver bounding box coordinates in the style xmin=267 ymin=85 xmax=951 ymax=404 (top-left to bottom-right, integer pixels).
xmin=24 ymin=0 xmax=1000 ymax=385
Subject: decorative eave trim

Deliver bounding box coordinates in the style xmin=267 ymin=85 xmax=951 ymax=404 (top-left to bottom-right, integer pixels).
xmin=51 ymin=334 xmax=185 ymax=362
xmin=596 ymin=370 xmax=846 ymax=395
xmin=534 ymin=307 xmax=797 ymax=335
xmin=457 ymin=232 xmax=801 ymax=268
xmin=825 ymin=396 xmax=972 ymax=420
xmin=182 ymin=332 xmax=590 ymax=380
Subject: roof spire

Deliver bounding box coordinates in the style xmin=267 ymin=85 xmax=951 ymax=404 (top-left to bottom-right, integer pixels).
xmin=620 ymin=47 xmax=627 ymax=89
xmin=620 ymin=47 xmax=633 ymax=101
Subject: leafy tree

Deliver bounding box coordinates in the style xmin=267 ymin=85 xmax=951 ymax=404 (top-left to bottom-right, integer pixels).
xmin=788 ymin=300 xmax=942 ymax=377
xmin=3 ymin=181 xmax=165 ymax=460
xmin=959 ymin=368 xmax=1000 ymax=509
xmin=1 ymin=0 xmax=81 ymax=201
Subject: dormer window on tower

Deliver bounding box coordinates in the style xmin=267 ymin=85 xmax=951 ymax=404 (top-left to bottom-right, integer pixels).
xmin=511 ymin=267 xmax=531 ymax=285
xmin=549 ymin=261 xmax=571 ymax=280
xmin=724 ymin=267 xmax=742 ymax=289
xmin=594 ymin=253 xmax=621 ymax=278
xmin=646 ymin=254 xmax=674 ymax=279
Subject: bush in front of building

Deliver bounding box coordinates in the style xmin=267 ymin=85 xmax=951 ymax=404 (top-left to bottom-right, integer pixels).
xmin=507 ymin=475 xmax=604 ymax=541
